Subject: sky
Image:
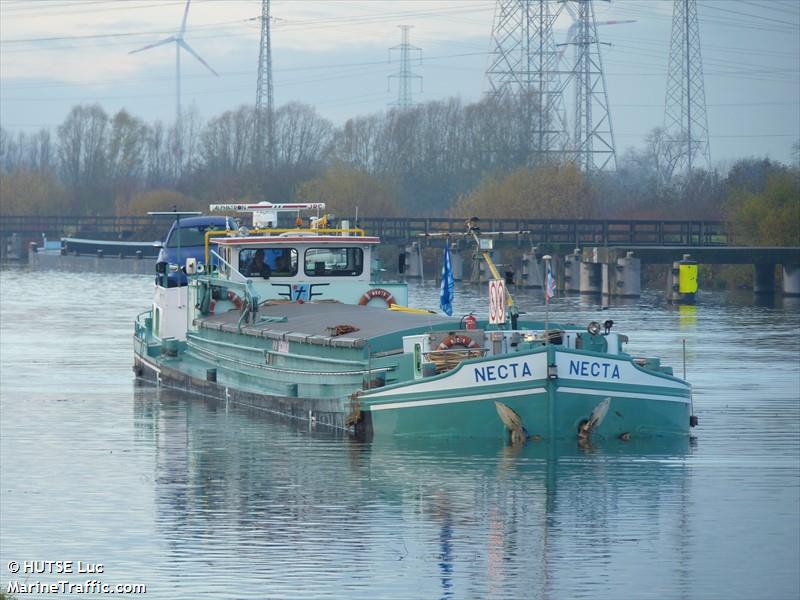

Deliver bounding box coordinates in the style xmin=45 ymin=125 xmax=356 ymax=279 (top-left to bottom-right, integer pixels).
xmin=1 ymin=0 xmax=798 ymax=168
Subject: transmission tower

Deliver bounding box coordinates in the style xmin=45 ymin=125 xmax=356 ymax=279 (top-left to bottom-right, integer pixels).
xmin=388 ymin=25 xmax=422 ymax=109
xmin=486 ymin=0 xmax=570 ymax=162
xmin=664 ymin=0 xmax=711 ymax=174
xmin=255 ymin=0 xmax=275 ymax=167
xmin=561 ymin=0 xmax=616 ymax=171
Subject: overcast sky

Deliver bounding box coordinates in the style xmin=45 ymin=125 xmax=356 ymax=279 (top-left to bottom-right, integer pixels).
xmin=1 ymin=0 xmax=798 ymax=167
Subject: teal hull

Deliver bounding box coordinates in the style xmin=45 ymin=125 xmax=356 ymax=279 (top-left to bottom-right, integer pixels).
xmin=134 ymin=304 xmax=692 ymax=441
xmin=358 ymin=346 xmax=691 ymax=440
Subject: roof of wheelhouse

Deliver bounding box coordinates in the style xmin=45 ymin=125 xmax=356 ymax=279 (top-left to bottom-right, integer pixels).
xmin=214 ymin=236 xmax=381 ymax=246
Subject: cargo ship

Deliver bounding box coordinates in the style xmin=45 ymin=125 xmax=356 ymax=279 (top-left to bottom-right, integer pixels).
xmin=133 ymin=203 xmax=695 ymax=442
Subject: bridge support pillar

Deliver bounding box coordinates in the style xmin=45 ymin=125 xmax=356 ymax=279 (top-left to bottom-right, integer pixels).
xmin=563 ymin=249 xmax=581 ymax=292
xmin=782 ymin=264 xmax=800 ymax=296
xmin=28 ymin=241 xmax=39 ymax=266
xmin=753 ymin=264 xmax=776 ymax=294
xmin=668 ymin=254 xmax=698 ymax=304
xmin=579 ymin=261 xmax=602 ymax=295
xmin=450 ymin=247 xmax=463 ymax=281
xmin=614 ymin=252 xmax=641 ymax=297
xmin=404 ymin=242 xmax=423 ymax=279
xmin=521 ymin=250 xmax=542 ymax=288
xmin=474 ymin=251 xmax=496 ymax=284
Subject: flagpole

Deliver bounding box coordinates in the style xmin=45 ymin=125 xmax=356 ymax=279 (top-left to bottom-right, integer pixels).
xmin=543 ymin=254 xmax=552 ymax=344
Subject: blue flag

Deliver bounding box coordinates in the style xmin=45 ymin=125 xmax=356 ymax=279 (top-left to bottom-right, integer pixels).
xmin=440 ymin=243 xmax=455 ymax=316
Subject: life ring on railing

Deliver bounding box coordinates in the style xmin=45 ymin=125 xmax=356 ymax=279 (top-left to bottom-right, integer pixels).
xmin=226 ymin=290 xmax=244 ymax=310
xmin=358 ymin=288 xmax=397 ymax=307
xmin=437 ymin=334 xmax=480 ymax=351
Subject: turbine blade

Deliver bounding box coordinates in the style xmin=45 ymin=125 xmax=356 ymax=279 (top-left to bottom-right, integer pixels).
xmin=180 ymin=0 xmax=192 ymax=35
xmin=597 ymin=19 xmax=637 ymax=26
xmin=178 ymin=39 xmax=218 ymax=76
xmin=128 ymin=36 xmax=176 ymax=55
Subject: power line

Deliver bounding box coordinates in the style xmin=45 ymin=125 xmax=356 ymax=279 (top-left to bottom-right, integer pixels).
xmin=0 ymin=52 xmax=487 ymax=92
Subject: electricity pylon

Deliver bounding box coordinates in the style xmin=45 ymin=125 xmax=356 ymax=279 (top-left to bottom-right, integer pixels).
xmin=389 ymin=25 xmax=422 ymax=109
xmin=256 ymin=0 xmax=275 ymax=168
xmin=486 ymin=0 xmax=570 ymax=163
xmin=561 ymin=0 xmax=617 ymax=171
xmin=664 ymin=0 xmax=711 ymax=174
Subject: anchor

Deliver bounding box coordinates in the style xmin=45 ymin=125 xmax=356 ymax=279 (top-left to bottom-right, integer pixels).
xmin=495 ymin=401 xmax=528 ymax=445
xmin=578 ymin=397 xmax=611 ymax=441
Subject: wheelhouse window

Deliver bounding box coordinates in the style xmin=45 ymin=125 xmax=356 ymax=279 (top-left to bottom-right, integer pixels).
xmin=304 ymin=247 xmax=363 ymax=277
xmin=239 ymin=247 xmax=298 ymax=278
xmin=166 ymin=224 xmax=224 ymax=248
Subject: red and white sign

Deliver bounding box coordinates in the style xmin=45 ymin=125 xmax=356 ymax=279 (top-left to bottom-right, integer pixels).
xmin=489 ymin=279 xmax=506 ymax=325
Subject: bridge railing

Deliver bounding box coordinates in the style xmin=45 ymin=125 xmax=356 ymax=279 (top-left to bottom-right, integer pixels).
xmin=351 ymin=217 xmax=734 ymax=247
xmin=1 ymin=215 xmax=734 ymax=247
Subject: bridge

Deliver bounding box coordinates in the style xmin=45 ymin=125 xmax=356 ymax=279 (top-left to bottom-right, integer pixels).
xmin=0 ymin=214 xmax=735 ymax=247
xmin=2 ymin=214 xmax=797 ymax=297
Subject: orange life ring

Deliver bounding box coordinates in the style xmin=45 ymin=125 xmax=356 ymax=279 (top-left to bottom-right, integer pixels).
xmin=226 ymin=290 xmax=244 ymax=310
xmin=358 ymin=288 xmax=397 ymax=307
xmin=437 ymin=334 xmax=480 ymax=350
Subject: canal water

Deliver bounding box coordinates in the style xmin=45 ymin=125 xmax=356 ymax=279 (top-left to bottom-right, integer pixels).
xmin=1 ymin=268 xmax=798 ymax=599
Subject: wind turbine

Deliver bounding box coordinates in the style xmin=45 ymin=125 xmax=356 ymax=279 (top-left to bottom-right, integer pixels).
xmin=128 ymin=0 xmax=218 ymax=125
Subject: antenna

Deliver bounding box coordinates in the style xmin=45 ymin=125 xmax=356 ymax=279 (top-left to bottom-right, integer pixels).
xmin=561 ymin=0 xmax=617 ymax=171
xmin=129 ymin=0 xmax=218 ymax=128
xmin=486 ymin=0 xmax=570 ymax=165
xmin=388 ymin=25 xmax=422 ymax=109
xmin=664 ymin=0 xmax=711 ymax=176
xmin=255 ymin=0 xmax=276 ymax=168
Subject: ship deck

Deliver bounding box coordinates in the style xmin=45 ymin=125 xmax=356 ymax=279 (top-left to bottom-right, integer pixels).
xmin=196 ymin=301 xmax=458 ymax=349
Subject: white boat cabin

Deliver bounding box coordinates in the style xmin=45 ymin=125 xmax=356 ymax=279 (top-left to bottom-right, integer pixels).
xmin=151 ymin=202 xmax=408 ymax=342
xmin=211 ymin=233 xmax=407 ymax=306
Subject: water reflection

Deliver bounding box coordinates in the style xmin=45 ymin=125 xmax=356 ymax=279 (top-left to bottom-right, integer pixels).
xmin=136 ymin=386 xmax=694 ymax=599
xmin=1 ymin=270 xmax=797 ymax=600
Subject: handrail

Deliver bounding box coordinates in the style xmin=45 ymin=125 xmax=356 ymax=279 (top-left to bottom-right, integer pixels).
xmin=203 ymin=227 xmax=366 ymax=265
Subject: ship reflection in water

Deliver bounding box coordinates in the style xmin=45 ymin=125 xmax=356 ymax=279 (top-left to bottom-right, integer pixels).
xmin=137 ymin=387 xmax=702 ymax=600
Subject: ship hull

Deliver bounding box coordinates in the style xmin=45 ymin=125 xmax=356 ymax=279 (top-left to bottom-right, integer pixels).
xmin=358 ymin=346 xmax=690 ymax=439
xmin=135 ymin=331 xmax=691 ymax=441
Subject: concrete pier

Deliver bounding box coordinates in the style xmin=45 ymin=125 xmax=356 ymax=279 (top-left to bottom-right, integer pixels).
xmin=667 ymin=254 xmax=698 ymax=304
xmin=473 ymin=251 xmax=496 ymax=284
xmin=579 ymin=261 xmax=602 ymax=295
xmin=783 ymin=264 xmax=800 ymax=296
xmin=450 ymin=247 xmax=463 ymax=281
xmin=753 ymin=264 xmax=776 ymax=295
xmin=563 ymin=249 xmax=581 ymax=293
xmin=521 ymin=250 xmax=542 ymax=289
xmin=404 ymin=242 xmax=423 ymax=279
xmin=614 ymin=252 xmax=642 ymax=297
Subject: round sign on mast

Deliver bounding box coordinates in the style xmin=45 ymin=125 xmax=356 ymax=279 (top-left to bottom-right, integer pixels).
xmin=489 ymin=279 xmax=506 ymax=325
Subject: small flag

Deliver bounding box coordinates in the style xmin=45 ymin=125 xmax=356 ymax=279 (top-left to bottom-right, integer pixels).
xmin=545 ymin=260 xmax=556 ymax=303
xmin=440 ymin=243 xmax=455 ymax=316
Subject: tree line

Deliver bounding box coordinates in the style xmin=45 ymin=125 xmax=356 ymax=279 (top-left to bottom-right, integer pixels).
xmin=1 ymin=96 xmax=798 ymax=246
